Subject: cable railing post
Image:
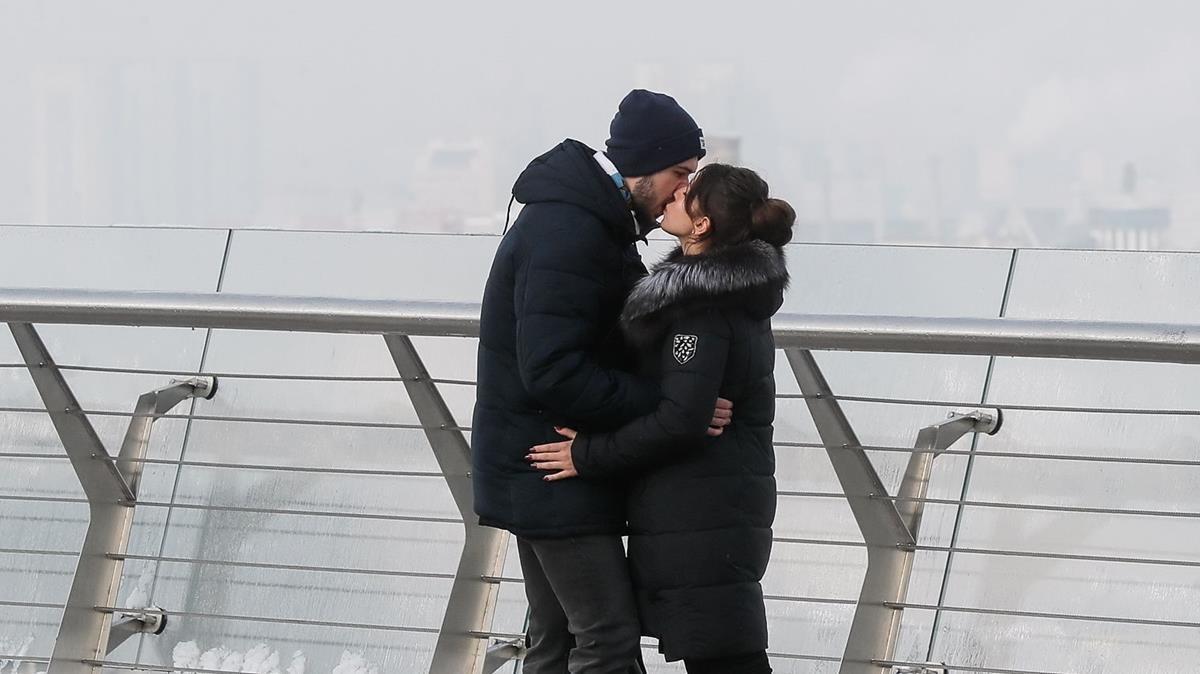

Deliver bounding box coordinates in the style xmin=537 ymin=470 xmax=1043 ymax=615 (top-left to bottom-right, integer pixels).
xmin=383 ymin=334 xmax=509 ymax=674
xmin=896 ymin=410 xmax=1001 ymax=538
xmin=8 ymin=323 xmax=214 ymax=674
xmin=786 ymin=348 xmax=912 ymax=674
xmin=786 ymin=349 xmax=1002 ymax=674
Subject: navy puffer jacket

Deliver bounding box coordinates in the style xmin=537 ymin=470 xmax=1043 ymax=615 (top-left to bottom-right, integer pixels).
xmin=471 ymin=139 xmax=658 ymax=538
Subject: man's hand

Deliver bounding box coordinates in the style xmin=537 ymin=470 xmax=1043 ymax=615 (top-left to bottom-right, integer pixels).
xmin=527 ymin=427 xmax=579 ymax=481
xmin=707 ymin=397 xmax=733 ymax=437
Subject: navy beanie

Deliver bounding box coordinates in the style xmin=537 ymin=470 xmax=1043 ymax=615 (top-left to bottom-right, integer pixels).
xmin=605 ymin=89 xmax=706 ymax=177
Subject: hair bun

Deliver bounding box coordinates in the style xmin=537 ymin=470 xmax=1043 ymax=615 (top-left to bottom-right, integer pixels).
xmin=750 ymin=198 xmax=796 ymax=247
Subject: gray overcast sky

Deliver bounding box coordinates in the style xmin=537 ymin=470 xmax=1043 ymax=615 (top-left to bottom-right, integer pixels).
xmin=1 ymin=1 xmax=1198 ymax=231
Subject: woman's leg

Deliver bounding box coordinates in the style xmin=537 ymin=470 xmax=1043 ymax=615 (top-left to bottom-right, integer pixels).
xmin=683 ymin=650 xmax=772 ymax=674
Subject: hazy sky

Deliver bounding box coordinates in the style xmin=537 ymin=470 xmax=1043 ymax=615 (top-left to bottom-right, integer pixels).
xmin=2 ymin=1 xmax=1198 ymax=230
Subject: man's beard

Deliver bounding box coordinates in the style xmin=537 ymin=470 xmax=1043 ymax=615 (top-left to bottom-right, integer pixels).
xmin=629 ymin=179 xmax=660 ymax=235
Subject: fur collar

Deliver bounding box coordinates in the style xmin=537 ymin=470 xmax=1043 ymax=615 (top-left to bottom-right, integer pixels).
xmin=621 ymin=239 xmax=789 ymax=338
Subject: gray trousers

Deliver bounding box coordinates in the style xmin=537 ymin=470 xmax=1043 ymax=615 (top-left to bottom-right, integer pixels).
xmin=516 ymin=535 xmax=644 ymax=674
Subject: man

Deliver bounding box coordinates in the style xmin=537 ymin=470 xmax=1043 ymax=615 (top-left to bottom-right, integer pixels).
xmin=472 ymin=90 xmax=730 ymax=673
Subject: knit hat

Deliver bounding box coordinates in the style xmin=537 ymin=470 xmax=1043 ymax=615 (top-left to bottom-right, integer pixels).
xmin=605 ymin=89 xmax=706 ymax=177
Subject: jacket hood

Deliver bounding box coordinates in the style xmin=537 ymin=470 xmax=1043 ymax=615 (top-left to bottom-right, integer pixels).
xmin=621 ymin=239 xmax=789 ymax=342
xmin=512 ymin=139 xmax=638 ymax=243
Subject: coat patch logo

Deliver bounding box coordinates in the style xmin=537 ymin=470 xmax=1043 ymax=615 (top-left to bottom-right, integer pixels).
xmin=672 ymin=334 xmax=698 ymax=365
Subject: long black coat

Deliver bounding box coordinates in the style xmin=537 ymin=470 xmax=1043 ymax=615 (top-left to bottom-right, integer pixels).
xmin=572 ymin=239 xmax=787 ymax=661
xmin=472 ymin=139 xmax=658 ymax=538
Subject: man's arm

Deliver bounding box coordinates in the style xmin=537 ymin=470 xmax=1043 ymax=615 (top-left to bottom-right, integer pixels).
xmin=513 ymin=216 xmax=658 ymax=428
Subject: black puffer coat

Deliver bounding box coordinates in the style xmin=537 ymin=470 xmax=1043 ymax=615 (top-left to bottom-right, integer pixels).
xmin=572 ymin=239 xmax=787 ymax=661
xmin=472 ymin=139 xmax=659 ymax=538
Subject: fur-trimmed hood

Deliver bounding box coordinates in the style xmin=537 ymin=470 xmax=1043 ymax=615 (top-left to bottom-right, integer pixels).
xmin=621 ymin=239 xmax=789 ymax=343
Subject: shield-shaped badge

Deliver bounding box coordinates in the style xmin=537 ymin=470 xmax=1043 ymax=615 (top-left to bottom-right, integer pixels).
xmin=672 ymin=334 xmax=698 ymax=365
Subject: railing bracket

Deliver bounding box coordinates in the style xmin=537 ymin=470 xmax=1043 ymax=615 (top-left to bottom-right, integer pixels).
xmin=481 ymin=637 xmax=526 ymax=674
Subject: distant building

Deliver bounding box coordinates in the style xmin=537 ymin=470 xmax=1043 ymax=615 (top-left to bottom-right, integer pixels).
xmin=406 ymin=140 xmax=497 ymax=233
xmin=29 ymin=64 xmax=100 ymax=223
xmin=1085 ymin=162 xmax=1170 ymax=250
xmin=700 ymin=135 xmax=741 ymax=166
xmin=1088 ymin=207 xmax=1169 ymax=250
xmin=28 ymin=60 xmax=261 ymax=227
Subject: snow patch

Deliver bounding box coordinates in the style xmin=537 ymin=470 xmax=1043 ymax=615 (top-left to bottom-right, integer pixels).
xmin=171 ymin=641 xmax=355 ymax=674
xmin=0 ymin=635 xmax=35 ymax=674
xmin=330 ymin=651 xmax=378 ymax=674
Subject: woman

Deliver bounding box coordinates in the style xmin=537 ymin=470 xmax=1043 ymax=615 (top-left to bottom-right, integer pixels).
xmin=528 ymin=163 xmax=794 ymax=674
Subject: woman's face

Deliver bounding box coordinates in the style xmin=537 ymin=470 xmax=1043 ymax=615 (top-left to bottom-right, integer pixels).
xmin=660 ymin=185 xmax=698 ymax=241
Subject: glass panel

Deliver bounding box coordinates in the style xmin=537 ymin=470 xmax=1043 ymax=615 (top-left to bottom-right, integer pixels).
xmin=0 ymin=552 xmax=75 ymax=605
xmin=0 ymin=225 xmax=229 ymax=658
xmin=145 ymin=614 xmax=438 ymax=674
xmin=0 ymin=225 xmax=227 ymax=290
xmin=757 ymin=244 xmax=1013 ymax=660
xmin=218 ymin=230 xmax=500 ymax=301
xmin=159 ymin=508 xmax=463 ymax=575
xmin=172 ymin=467 xmax=459 ymax=522
xmin=934 ymin=249 xmax=1200 ymax=672
xmin=0 ymin=606 xmax=62 ymax=663
xmin=137 ymin=231 xmax=486 ymax=669
xmin=764 ymin=660 xmax=840 ymax=674
xmin=149 ymin=561 xmax=454 ymax=629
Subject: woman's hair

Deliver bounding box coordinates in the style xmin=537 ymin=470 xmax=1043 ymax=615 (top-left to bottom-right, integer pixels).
xmin=685 ymin=163 xmax=795 ymax=248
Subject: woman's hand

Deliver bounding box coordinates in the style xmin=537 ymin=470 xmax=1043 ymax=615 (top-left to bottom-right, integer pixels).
xmin=527 ymin=427 xmax=579 ymax=481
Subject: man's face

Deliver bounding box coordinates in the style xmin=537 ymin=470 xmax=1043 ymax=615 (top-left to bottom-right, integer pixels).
xmin=629 ymin=158 xmax=700 ymax=221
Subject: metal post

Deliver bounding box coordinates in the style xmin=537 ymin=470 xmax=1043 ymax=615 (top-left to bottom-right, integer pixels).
xmin=785 ymin=349 xmax=999 ymax=674
xmin=383 ymin=335 xmax=509 ymax=674
xmin=786 ymin=349 xmax=911 ymax=674
xmin=9 ymin=323 xmax=215 ymax=674
xmin=105 ymin=378 xmax=215 ymax=655
xmin=105 ymin=607 xmax=167 ymax=654
xmin=482 ymin=638 xmax=526 ymax=674
xmin=895 ymin=410 xmax=1001 ymax=539
xmin=114 ymin=377 xmax=217 ymax=496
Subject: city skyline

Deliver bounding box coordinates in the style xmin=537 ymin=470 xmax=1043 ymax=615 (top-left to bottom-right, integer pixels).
xmin=1 ymin=1 xmax=1198 ymax=249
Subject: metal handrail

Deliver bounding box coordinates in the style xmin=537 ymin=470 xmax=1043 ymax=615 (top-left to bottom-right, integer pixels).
xmin=1 ymin=293 xmax=501 ymax=674
xmin=0 ymin=288 xmax=481 ymax=336
xmin=4 ymin=287 xmax=1200 ymax=363
xmin=5 ymin=287 xmax=1200 ymax=674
